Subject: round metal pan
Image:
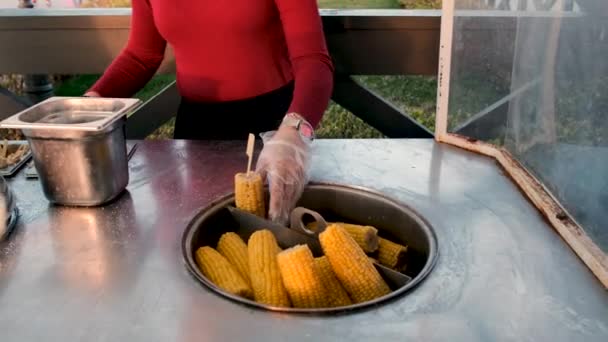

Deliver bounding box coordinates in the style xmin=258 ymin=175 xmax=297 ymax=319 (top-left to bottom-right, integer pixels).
xmin=182 ymin=182 xmax=439 ymax=315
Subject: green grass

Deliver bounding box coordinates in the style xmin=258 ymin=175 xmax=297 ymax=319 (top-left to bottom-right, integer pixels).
xmin=356 ymin=75 xmax=438 ymax=130
xmin=318 ymin=0 xmax=401 ymax=8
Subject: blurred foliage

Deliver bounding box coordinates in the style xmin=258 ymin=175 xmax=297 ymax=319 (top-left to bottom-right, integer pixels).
xmin=318 ymin=0 xmax=400 ymax=8
xmin=398 ymin=0 xmax=441 ymax=9
xmin=81 ymin=0 xmax=131 ymax=8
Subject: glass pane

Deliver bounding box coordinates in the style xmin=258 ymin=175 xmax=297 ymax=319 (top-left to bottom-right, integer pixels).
xmin=447 ymin=1 xmax=608 ymax=252
xmin=447 ymin=3 xmax=519 ymax=141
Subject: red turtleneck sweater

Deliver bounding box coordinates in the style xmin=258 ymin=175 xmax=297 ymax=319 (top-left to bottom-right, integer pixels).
xmin=89 ymin=0 xmax=334 ymax=127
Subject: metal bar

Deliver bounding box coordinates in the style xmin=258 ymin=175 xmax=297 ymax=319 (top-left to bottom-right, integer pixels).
xmin=0 ymin=86 xmax=31 ymax=107
xmin=0 ymin=9 xmax=577 ymax=75
xmin=0 ymin=10 xmax=440 ymax=75
xmin=0 ymin=7 xmax=581 ymax=19
xmin=331 ymin=75 xmax=433 ymax=138
xmin=0 ymin=87 xmax=30 ymax=119
xmin=125 ymin=81 xmax=179 ymax=139
xmin=453 ymin=78 xmax=540 ymax=140
xmin=454 ymin=102 xmax=509 ymax=142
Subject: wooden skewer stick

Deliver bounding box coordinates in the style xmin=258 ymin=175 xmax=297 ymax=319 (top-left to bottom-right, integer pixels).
xmin=246 ymin=133 xmax=255 ymax=174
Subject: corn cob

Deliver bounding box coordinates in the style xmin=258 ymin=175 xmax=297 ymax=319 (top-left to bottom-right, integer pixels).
xmin=306 ymin=221 xmax=379 ymax=253
xmin=217 ymin=232 xmax=251 ymax=286
xmin=248 ymin=230 xmax=291 ymax=307
xmin=319 ymin=224 xmax=390 ymax=303
xmin=314 ymin=256 xmax=352 ymax=307
xmin=277 ymin=245 xmax=326 ymax=308
xmin=377 ymin=237 xmax=408 ymax=270
xmin=336 ymin=223 xmax=379 ymax=253
xmin=234 ymin=172 xmax=265 ymax=218
xmin=195 ymin=246 xmax=253 ymax=299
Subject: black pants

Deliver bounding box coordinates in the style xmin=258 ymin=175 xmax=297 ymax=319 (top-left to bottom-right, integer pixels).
xmin=173 ymin=82 xmax=294 ymax=140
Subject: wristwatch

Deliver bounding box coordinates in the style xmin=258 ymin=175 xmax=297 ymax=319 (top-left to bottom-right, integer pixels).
xmin=281 ymin=113 xmax=315 ymax=141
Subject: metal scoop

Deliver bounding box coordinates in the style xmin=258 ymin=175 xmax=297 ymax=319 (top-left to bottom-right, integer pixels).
xmin=226 ymin=206 xmax=324 ymax=255
xmin=289 ymin=206 xmax=412 ymax=287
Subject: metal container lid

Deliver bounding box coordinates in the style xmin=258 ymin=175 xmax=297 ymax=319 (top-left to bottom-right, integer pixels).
xmin=0 ymin=97 xmax=142 ymax=132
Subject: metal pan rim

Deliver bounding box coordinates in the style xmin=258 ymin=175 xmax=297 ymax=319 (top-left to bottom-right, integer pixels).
xmin=181 ymin=182 xmax=439 ymax=315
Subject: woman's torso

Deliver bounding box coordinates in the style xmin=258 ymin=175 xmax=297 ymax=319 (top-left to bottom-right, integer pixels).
xmin=149 ymin=0 xmax=294 ymax=102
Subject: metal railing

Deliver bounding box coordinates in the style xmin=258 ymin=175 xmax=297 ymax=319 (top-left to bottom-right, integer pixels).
xmin=0 ymin=8 xmax=570 ymax=138
xmin=0 ymin=9 xmax=442 ymax=138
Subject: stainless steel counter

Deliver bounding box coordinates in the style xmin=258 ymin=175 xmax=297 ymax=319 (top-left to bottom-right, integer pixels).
xmin=1 ymin=140 xmax=606 ymax=341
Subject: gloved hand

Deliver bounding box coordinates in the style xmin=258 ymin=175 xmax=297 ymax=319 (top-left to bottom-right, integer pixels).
xmin=255 ymin=126 xmax=312 ymax=225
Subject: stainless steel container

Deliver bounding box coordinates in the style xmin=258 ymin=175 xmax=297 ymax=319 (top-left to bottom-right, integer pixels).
xmin=0 ymin=97 xmax=141 ymax=206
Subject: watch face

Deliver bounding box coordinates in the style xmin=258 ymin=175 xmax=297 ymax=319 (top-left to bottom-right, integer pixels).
xmin=300 ymin=122 xmax=314 ymax=139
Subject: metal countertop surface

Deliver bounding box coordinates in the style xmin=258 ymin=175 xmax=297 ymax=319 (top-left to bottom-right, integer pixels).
xmin=0 ymin=139 xmax=606 ymax=342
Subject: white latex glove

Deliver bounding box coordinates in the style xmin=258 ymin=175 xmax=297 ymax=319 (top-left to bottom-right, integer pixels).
xmin=255 ymin=126 xmax=312 ymax=225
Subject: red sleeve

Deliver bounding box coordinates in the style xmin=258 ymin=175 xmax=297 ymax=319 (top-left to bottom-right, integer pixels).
xmin=88 ymin=0 xmax=167 ymax=97
xmin=274 ymin=0 xmax=334 ymax=128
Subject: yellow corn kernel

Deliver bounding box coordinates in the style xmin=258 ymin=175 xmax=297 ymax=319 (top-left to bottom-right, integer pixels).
xmin=319 ymin=224 xmax=390 ymax=303
xmin=248 ymin=230 xmax=291 ymax=307
xmin=314 ymin=256 xmax=352 ymax=307
xmin=336 ymin=222 xmax=379 ymax=253
xmin=277 ymin=245 xmax=326 ymax=308
xmin=377 ymin=237 xmax=408 ymax=270
xmin=217 ymin=232 xmax=251 ymax=286
xmin=306 ymin=221 xmax=379 ymax=253
xmin=234 ymin=172 xmax=265 ymax=218
xmin=195 ymin=246 xmax=253 ymax=299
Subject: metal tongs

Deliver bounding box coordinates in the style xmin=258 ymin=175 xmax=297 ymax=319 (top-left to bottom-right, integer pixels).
xmin=226 ymin=206 xmax=411 ymax=288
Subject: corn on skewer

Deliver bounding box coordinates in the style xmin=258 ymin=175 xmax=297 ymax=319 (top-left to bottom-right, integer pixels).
xmin=319 ymin=224 xmax=390 ymax=303
xmin=314 ymin=256 xmax=352 ymax=307
xmin=377 ymin=237 xmax=408 ymax=270
xmin=195 ymin=246 xmax=253 ymax=299
xmin=277 ymin=245 xmax=327 ymax=308
xmin=234 ymin=172 xmax=266 ymax=218
xmin=248 ymin=230 xmax=291 ymax=307
xmin=217 ymin=232 xmax=251 ymax=286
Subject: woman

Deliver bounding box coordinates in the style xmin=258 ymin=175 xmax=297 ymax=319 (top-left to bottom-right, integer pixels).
xmin=85 ymin=0 xmax=334 ymax=224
